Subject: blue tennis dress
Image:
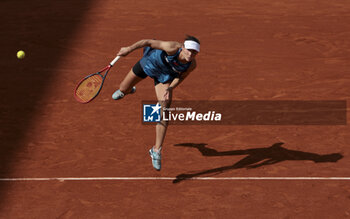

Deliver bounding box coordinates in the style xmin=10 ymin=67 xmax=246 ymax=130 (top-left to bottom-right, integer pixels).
xmin=139 ymin=47 xmax=192 ymax=83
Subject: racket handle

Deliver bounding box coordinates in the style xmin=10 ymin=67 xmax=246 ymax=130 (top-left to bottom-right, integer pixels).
xmin=110 ymin=56 xmax=121 ymax=66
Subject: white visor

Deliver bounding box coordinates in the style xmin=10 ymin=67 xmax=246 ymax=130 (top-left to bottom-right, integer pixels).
xmin=184 ymin=40 xmax=200 ymax=52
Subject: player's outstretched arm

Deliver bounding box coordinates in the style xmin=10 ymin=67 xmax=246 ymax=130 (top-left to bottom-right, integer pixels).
xmin=117 ymin=39 xmax=182 ymax=56
xmin=148 ymin=40 xmax=182 ymax=55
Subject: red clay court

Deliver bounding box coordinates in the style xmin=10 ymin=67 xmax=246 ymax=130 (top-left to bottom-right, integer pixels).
xmin=1 ymin=0 xmax=350 ymax=218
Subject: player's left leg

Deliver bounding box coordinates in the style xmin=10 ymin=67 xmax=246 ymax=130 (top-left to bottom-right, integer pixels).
xmin=154 ymin=82 xmax=172 ymax=151
xmin=149 ymin=82 xmax=171 ymax=170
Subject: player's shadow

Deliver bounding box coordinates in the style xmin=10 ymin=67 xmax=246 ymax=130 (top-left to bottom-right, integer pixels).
xmin=173 ymin=142 xmax=343 ymax=183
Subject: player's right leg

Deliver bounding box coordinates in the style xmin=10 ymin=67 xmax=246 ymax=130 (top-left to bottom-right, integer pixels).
xmin=112 ymin=61 xmax=147 ymax=100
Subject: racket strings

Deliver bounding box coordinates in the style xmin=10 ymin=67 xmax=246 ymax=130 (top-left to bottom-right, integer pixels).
xmin=75 ymin=75 xmax=103 ymax=102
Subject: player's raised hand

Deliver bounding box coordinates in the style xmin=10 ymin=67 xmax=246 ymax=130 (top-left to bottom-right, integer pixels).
xmin=117 ymin=47 xmax=132 ymax=56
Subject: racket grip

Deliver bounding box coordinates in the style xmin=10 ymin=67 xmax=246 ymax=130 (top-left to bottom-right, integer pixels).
xmin=110 ymin=56 xmax=121 ymax=66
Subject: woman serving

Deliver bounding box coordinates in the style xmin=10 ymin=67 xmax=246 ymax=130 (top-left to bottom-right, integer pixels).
xmin=112 ymin=35 xmax=200 ymax=171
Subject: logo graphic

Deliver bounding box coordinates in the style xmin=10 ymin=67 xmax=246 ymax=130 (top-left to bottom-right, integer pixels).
xmin=143 ymin=103 xmax=161 ymax=122
xmin=141 ymin=100 xmax=346 ymax=125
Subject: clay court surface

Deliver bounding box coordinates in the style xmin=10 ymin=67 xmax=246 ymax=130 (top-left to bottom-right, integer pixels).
xmin=1 ymin=0 xmax=350 ymax=218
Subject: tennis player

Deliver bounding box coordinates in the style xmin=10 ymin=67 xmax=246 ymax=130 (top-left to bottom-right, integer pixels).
xmin=112 ymin=35 xmax=200 ymax=170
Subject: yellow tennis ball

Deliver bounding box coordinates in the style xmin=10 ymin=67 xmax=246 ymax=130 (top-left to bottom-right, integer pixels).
xmin=17 ymin=50 xmax=25 ymax=59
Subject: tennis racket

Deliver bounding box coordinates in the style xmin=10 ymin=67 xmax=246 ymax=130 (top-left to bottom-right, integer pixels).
xmin=74 ymin=56 xmax=121 ymax=103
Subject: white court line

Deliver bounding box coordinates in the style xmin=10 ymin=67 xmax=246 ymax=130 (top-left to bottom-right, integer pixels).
xmin=0 ymin=177 xmax=350 ymax=181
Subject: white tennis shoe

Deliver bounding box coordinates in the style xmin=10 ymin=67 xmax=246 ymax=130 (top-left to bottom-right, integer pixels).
xmin=112 ymin=86 xmax=136 ymax=100
xmin=149 ymin=147 xmax=162 ymax=171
